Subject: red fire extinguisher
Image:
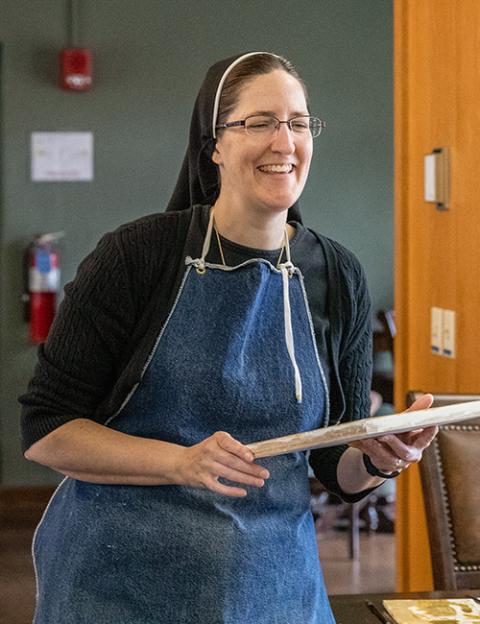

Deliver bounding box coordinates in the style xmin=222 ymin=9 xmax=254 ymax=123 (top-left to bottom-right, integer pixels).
xmin=23 ymin=232 xmax=64 ymax=344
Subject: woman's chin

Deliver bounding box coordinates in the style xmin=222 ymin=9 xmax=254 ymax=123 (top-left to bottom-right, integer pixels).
xmin=261 ymin=195 xmax=301 ymax=213
xmin=260 ymin=184 xmax=304 ymax=212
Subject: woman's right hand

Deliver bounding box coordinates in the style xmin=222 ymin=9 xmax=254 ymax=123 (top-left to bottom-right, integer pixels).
xmin=178 ymin=431 xmax=270 ymax=497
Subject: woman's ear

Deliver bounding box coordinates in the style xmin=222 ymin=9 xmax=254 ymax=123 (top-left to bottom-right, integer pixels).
xmin=211 ymin=142 xmax=222 ymax=166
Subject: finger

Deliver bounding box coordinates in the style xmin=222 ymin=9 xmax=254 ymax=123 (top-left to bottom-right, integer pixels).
xmin=213 ymin=462 xmax=266 ymax=488
xmin=393 ymin=459 xmax=411 ymax=470
xmin=205 ymin=477 xmax=247 ymax=498
xmin=376 ymin=425 xmax=439 ymax=463
xmin=215 ymin=450 xmax=270 ymax=479
xmin=351 ymin=437 xmax=393 ymax=457
xmin=351 ymin=437 xmax=403 ymax=472
xmin=215 ymin=432 xmax=254 ymax=463
xmin=404 ymin=393 xmax=433 ymax=412
xmin=374 ymin=434 xmax=421 ymax=463
xmin=401 ymin=426 xmax=438 ymax=449
xmin=397 ymin=425 xmax=437 ymax=445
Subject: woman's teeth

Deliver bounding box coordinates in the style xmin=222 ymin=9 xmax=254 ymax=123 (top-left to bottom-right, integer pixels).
xmin=258 ymin=164 xmax=293 ymax=173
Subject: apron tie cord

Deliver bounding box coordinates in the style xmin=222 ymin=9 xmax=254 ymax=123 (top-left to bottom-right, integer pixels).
xmin=190 ymin=207 xmax=216 ymax=274
xmin=280 ymin=226 xmax=302 ymax=403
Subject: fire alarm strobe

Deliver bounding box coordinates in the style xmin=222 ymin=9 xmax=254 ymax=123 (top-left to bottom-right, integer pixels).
xmin=59 ymin=48 xmax=92 ymax=91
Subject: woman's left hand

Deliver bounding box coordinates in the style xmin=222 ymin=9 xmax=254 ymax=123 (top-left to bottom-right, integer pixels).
xmin=350 ymin=393 xmax=438 ymax=475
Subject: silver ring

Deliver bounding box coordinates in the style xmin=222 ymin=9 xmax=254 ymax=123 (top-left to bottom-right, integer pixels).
xmin=395 ymin=458 xmax=405 ymax=469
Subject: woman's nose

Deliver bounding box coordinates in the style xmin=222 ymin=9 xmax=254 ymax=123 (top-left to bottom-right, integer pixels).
xmin=270 ymin=123 xmax=296 ymax=153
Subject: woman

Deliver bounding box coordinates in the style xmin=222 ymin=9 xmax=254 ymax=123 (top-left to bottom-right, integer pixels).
xmin=20 ymin=52 xmax=436 ymax=623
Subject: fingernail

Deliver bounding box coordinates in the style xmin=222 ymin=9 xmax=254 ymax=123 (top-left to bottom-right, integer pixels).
xmin=260 ymin=470 xmax=270 ymax=479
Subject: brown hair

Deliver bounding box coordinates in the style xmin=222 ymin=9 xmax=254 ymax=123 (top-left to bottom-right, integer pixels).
xmin=216 ymin=53 xmax=308 ymax=127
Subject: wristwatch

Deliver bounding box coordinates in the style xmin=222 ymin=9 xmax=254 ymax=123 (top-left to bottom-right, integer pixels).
xmin=362 ymin=453 xmax=401 ymax=479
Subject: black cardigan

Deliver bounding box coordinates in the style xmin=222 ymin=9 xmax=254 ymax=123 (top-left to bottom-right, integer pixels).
xmin=19 ymin=205 xmax=373 ymax=501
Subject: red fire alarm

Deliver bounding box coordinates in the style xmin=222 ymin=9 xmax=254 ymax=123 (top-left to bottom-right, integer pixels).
xmin=59 ymin=48 xmax=93 ymax=91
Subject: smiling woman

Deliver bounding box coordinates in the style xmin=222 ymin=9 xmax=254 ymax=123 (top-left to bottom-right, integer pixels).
xmin=212 ymin=69 xmax=314 ymax=230
xmin=19 ymin=51 xmax=435 ymax=624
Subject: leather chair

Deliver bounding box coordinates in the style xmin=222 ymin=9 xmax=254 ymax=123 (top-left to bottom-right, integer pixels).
xmin=407 ymin=391 xmax=480 ymax=590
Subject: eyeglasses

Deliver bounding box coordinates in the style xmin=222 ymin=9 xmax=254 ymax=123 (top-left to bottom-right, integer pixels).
xmin=215 ymin=115 xmax=326 ymax=139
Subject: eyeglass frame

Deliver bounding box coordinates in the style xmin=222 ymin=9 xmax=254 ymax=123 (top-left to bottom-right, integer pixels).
xmin=215 ymin=114 xmax=326 ymax=139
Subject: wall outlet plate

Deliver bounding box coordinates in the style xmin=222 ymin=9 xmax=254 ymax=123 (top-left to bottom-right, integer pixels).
xmin=442 ymin=309 xmax=456 ymax=358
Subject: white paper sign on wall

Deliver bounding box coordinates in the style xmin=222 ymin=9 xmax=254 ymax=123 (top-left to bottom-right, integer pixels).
xmin=31 ymin=132 xmax=94 ymax=182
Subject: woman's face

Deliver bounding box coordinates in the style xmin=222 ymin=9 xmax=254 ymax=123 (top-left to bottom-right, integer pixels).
xmin=212 ymin=69 xmax=313 ymax=215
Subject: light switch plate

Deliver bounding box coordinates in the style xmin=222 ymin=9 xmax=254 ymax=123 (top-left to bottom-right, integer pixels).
xmin=424 ymin=154 xmax=437 ymax=202
xmin=424 ymin=148 xmax=450 ymax=209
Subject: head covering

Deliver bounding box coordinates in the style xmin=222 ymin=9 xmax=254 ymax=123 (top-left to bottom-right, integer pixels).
xmin=165 ymin=52 xmax=302 ymax=222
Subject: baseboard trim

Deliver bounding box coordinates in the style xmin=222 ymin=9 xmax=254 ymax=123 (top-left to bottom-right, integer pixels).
xmin=0 ymin=486 xmax=55 ymax=528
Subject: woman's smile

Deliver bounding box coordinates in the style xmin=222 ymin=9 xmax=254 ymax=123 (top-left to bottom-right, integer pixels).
xmin=257 ymin=163 xmax=295 ymax=174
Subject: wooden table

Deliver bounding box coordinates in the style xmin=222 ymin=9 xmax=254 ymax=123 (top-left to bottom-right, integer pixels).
xmin=330 ymin=590 xmax=480 ymax=623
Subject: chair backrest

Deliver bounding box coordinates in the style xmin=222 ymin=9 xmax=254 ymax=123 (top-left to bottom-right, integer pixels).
xmin=407 ymin=391 xmax=480 ymax=590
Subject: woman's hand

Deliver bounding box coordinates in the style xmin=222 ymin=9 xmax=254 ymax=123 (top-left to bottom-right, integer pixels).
xmin=350 ymin=393 xmax=438 ymax=475
xmin=25 ymin=421 xmax=268 ymax=492
xmin=178 ymin=431 xmax=270 ymax=497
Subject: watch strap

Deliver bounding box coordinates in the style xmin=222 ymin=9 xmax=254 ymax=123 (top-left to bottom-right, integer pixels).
xmin=362 ymin=453 xmax=401 ymax=479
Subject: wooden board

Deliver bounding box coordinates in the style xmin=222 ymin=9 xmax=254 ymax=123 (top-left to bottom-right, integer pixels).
xmin=247 ymin=401 xmax=480 ymax=459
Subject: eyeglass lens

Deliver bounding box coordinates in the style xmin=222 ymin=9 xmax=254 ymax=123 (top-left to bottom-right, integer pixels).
xmin=244 ymin=115 xmax=323 ymax=138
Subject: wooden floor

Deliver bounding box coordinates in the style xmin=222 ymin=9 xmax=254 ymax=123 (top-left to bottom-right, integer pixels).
xmin=1 ymin=527 xmax=37 ymax=624
xmin=318 ymin=529 xmax=396 ymax=595
xmin=0 ymin=523 xmax=395 ymax=624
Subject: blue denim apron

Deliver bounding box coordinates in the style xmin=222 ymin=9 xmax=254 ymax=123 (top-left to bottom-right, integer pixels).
xmin=32 ymin=212 xmax=335 ymax=623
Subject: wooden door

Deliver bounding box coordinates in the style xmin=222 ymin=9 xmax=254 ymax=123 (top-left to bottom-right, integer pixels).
xmin=394 ymin=0 xmax=480 ymax=591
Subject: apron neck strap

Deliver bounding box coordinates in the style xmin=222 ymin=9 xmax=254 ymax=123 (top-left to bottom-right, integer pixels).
xmin=282 ymin=226 xmax=292 ymax=266
xmin=200 ymin=208 xmax=216 ymax=264
xmin=196 ymin=207 xmax=302 ymax=404
xmin=200 ymin=208 xmax=293 ymax=270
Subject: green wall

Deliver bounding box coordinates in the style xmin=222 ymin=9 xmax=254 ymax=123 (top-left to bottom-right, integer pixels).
xmin=0 ymin=0 xmax=392 ymax=485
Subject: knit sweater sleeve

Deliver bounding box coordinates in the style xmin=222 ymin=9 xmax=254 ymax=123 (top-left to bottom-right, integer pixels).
xmin=19 ymin=231 xmax=137 ymax=452
xmin=309 ymin=244 xmax=374 ymax=502
xmin=337 ymin=256 xmax=373 ymax=424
